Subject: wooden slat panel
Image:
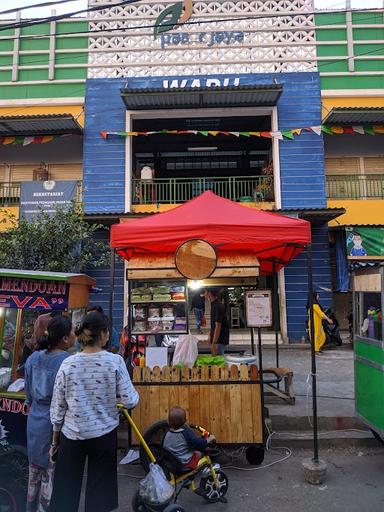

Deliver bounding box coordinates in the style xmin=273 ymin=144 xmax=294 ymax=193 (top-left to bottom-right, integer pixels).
xmin=325 ymin=157 xmax=360 ymax=176
xmin=130 ymin=365 xmax=263 ymax=445
xmin=364 ymin=157 xmax=384 ymax=175
xmin=49 ymin=163 xmax=82 ymax=180
xmin=10 ymin=165 xmax=34 ymax=182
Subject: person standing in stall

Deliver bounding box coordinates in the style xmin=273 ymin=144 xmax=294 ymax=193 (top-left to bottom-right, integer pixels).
xmin=206 ymin=288 xmax=230 ymax=356
xmin=24 ymin=316 xmax=76 ymax=512
xmin=49 ymin=311 xmax=139 ymax=512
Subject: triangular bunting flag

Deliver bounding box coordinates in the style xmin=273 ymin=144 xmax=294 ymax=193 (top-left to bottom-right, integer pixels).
xmin=271 ymin=131 xmax=283 ymax=140
xmin=310 ymin=126 xmax=322 ymax=135
xmin=281 ymin=131 xmax=294 ymax=140
xmin=352 ymin=126 xmax=365 ymax=135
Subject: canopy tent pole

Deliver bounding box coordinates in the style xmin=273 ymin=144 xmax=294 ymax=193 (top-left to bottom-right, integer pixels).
xmin=307 ymin=243 xmax=319 ymax=463
xmin=272 ymin=261 xmax=280 ymax=370
xmin=108 ymin=248 xmax=116 ymax=351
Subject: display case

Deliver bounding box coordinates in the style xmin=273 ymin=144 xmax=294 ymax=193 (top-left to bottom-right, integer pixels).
xmin=130 ymin=280 xmax=188 ymax=335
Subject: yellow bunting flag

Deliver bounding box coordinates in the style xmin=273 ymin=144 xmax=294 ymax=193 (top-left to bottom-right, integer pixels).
xmin=3 ymin=137 xmax=16 ymax=145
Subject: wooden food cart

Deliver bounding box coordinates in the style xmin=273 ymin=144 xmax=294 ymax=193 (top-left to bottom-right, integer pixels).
xmin=0 ymin=269 xmax=95 ymax=450
xmin=110 ymin=192 xmax=311 ymax=461
xmin=352 ymin=265 xmax=384 ymax=440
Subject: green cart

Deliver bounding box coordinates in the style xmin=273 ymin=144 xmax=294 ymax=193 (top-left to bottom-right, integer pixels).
xmin=352 ymin=265 xmax=384 ymax=440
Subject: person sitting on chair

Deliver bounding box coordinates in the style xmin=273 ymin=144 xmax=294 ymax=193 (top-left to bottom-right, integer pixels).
xmin=162 ymin=406 xmax=215 ymax=471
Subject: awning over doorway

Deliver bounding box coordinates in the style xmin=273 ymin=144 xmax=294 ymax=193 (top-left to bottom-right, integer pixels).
xmin=0 ymin=114 xmax=82 ymax=136
xmin=110 ymin=191 xmax=311 ymax=275
xmin=323 ymin=107 xmax=384 ymax=125
xmin=120 ymin=84 xmax=283 ymax=110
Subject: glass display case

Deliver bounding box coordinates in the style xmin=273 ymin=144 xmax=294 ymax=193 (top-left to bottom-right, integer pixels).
xmin=130 ymin=280 xmax=188 ymax=335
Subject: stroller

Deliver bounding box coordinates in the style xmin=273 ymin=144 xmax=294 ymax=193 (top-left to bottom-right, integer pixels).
xmin=322 ymin=307 xmax=342 ymax=347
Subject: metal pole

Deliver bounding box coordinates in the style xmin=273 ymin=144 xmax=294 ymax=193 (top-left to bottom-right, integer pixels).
xmin=272 ymin=262 xmax=280 ymax=370
xmin=258 ymin=327 xmax=266 ymax=442
xmin=108 ymin=248 xmax=116 ymax=351
xmin=307 ymin=243 xmax=319 ymax=463
xmin=251 ymin=327 xmax=255 ymax=356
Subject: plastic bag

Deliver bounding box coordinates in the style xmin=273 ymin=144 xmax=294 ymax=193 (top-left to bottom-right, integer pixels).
xmin=139 ymin=463 xmax=174 ymax=505
xmin=172 ymin=334 xmax=198 ymax=368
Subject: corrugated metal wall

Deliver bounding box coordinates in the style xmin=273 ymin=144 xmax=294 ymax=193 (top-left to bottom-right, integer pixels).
xmin=284 ymin=224 xmax=333 ymax=342
xmin=86 ymin=228 xmax=125 ymax=334
xmin=83 ymin=79 xmax=127 ymax=213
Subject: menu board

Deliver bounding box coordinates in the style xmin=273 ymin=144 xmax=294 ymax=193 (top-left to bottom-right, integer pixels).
xmin=245 ymin=290 xmax=272 ymax=328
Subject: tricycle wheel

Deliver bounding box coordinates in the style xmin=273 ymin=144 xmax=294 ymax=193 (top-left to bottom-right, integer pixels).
xmin=140 ymin=420 xmax=169 ymax=473
xmin=199 ymin=471 xmax=228 ymax=503
xmin=132 ymin=490 xmax=147 ymax=512
xmin=246 ymin=445 xmax=265 ymax=465
xmin=0 ymin=477 xmax=26 ymax=512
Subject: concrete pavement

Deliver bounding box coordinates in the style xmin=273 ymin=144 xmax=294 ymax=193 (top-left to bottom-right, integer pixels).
xmin=117 ymin=446 xmax=384 ymax=512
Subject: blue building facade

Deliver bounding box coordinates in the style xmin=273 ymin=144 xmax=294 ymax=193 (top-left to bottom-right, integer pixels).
xmin=83 ymin=70 xmax=333 ymax=342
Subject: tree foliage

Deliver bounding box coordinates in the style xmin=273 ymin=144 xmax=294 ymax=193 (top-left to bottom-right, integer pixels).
xmin=0 ymin=204 xmax=109 ymax=273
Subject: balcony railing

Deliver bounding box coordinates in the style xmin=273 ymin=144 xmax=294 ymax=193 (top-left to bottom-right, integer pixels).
xmin=0 ymin=181 xmax=83 ymax=207
xmin=326 ymin=174 xmax=384 ymax=199
xmin=132 ymin=175 xmax=274 ymax=204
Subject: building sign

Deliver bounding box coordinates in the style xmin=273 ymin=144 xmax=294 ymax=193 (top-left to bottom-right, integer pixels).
xmin=20 ymin=180 xmax=77 ymax=221
xmin=155 ymin=0 xmax=193 ymax=36
xmin=346 ymin=227 xmax=384 ymax=258
xmin=245 ymin=290 xmax=272 ymax=328
xmin=0 ymin=277 xmax=68 ymax=310
xmin=160 ymin=30 xmax=244 ymax=49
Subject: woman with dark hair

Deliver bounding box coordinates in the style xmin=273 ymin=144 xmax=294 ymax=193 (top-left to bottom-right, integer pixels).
xmin=24 ymin=315 xmax=76 ymax=512
xmin=307 ymin=291 xmax=333 ymax=353
xmin=49 ymin=311 xmax=139 ymax=512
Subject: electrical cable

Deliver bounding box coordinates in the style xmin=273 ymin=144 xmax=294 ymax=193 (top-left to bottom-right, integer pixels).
xmin=0 ymin=0 xmax=141 ymax=32
xmin=0 ymin=0 xmax=80 ymax=17
xmin=0 ymin=20 xmax=382 ymax=78
xmin=0 ymin=5 xmax=383 ymax=34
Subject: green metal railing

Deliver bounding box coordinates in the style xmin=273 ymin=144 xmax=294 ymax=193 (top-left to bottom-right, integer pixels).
xmin=0 ymin=181 xmax=83 ymax=207
xmin=326 ymin=175 xmax=384 ymax=199
xmin=132 ymin=175 xmax=274 ymax=204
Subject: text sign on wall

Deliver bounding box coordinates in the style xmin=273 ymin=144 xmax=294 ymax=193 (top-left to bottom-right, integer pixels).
xmin=245 ymin=290 xmax=272 ymax=328
xmin=20 ymin=180 xmax=77 ymax=221
xmin=0 ymin=395 xmax=29 ymax=449
xmin=0 ymin=277 xmax=68 ymax=310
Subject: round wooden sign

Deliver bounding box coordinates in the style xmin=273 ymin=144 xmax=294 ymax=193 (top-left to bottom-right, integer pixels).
xmin=175 ymin=239 xmax=217 ymax=280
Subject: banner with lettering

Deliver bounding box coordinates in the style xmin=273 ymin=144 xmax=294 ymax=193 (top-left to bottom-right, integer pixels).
xmin=0 ymin=277 xmax=68 ymax=310
xmin=20 ymin=180 xmax=77 ymax=221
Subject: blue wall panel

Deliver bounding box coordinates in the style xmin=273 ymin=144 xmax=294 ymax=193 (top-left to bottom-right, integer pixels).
xmin=285 ymin=224 xmax=333 ymax=342
xmin=83 ymin=79 xmax=127 ymax=213
xmin=86 ymin=229 xmax=125 ymax=334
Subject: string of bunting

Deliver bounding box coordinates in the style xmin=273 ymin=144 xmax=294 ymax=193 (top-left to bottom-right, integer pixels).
xmin=0 ymin=134 xmax=72 ymax=146
xmin=101 ymin=124 xmax=384 ymax=140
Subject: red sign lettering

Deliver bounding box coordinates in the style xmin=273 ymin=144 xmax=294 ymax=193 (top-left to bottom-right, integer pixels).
xmin=12 ymin=296 xmax=32 ymax=308
xmin=29 ymin=297 xmax=51 ymax=310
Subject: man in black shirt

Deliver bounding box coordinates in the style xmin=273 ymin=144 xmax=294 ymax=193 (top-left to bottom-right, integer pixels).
xmin=206 ymin=288 xmax=230 ymax=355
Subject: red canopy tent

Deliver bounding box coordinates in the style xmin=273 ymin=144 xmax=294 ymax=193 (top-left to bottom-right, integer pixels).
xmin=110 ymin=191 xmax=311 ymax=274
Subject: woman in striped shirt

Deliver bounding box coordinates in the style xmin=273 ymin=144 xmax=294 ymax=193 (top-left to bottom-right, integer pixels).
xmin=49 ymin=311 xmax=139 ymax=512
